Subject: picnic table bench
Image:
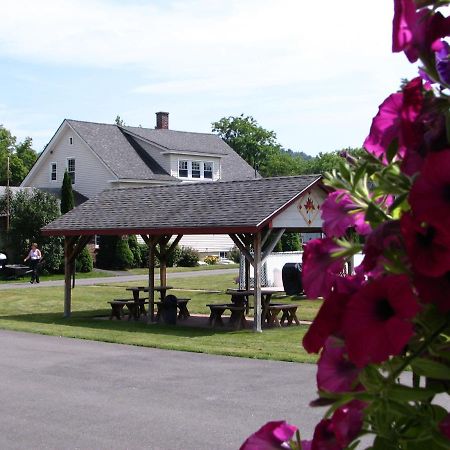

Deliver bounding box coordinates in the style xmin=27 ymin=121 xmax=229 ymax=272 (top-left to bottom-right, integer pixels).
xmin=206 ymin=303 xmax=247 ymax=330
xmin=264 ymin=304 xmax=300 ymax=327
xmin=108 ymin=299 xmax=149 ymax=321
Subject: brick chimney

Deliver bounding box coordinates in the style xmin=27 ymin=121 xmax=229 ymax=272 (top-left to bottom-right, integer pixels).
xmin=155 ymin=111 xmax=169 ymax=129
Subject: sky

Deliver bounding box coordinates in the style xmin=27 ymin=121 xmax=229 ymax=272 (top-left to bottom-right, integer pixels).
xmin=0 ymin=0 xmax=418 ymax=156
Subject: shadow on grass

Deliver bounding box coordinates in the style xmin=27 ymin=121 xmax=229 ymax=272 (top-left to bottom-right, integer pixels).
xmin=0 ymin=310 xmax=250 ymax=338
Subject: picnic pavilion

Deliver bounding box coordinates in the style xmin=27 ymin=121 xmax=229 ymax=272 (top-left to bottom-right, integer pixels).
xmin=41 ymin=174 xmax=326 ymax=332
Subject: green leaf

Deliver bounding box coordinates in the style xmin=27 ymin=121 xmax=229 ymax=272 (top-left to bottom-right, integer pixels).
xmin=387 ymin=384 xmax=436 ymax=402
xmin=411 ymin=358 xmax=450 ymax=380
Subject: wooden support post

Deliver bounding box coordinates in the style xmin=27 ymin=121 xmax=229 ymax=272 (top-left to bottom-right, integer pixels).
xmin=158 ymin=235 xmax=172 ymax=297
xmin=253 ymin=231 xmax=262 ymax=333
xmin=261 ymin=228 xmax=285 ymax=265
xmin=64 ymin=237 xmax=74 ymax=318
xmin=148 ymin=237 xmax=156 ymax=323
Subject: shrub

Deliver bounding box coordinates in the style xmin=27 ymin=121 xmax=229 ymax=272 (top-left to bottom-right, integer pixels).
xmin=204 ymin=255 xmax=219 ymax=265
xmin=75 ymin=246 xmax=93 ymax=273
xmin=228 ymin=246 xmax=241 ymax=263
xmin=127 ymin=235 xmax=142 ymax=268
xmin=177 ymin=247 xmax=199 ymax=267
xmin=96 ymin=235 xmax=134 ymax=270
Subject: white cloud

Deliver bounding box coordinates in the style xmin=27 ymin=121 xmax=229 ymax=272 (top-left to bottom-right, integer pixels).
xmin=0 ymin=0 xmax=414 ymax=92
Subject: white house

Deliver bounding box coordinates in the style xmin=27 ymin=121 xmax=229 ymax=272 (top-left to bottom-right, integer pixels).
xmin=21 ymin=112 xmax=258 ymax=257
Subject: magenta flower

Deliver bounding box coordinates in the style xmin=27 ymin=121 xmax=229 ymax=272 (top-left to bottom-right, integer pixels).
xmin=303 ymin=291 xmax=350 ymax=354
xmin=310 ymin=401 xmax=364 ymax=450
xmin=321 ymin=191 xmax=370 ymax=238
xmin=409 ymin=149 xmax=450 ymax=229
xmin=330 ymin=401 xmax=365 ymax=448
xmin=401 ymin=212 xmax=450 ymax=277
xmin=364 ymin=77 xmax=424 ymax=169
xmin=414 ymin=271 xmax=450 ymax=313
xmin=317 ymin=337 xmax=361 ymax=393
xmin=393 ymin=0 xmax=450 ymax=63
xmin=240 ymin=421 xmax=297 ymax=450
xmin=342 ymin=275 xmax=420 ymax=367
xmin=362 ymin=220 xmax=402 ymax=275
xmin=439 ymin=413 xmax=450 ymax=441
xmin=302 ymin=238 xmax=344 ymax=299
xmin=364 ymin=92 xmax=403 ymax=161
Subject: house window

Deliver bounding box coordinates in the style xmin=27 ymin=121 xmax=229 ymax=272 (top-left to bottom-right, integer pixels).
xmin=192 ymin=161 xmax=201 ymax=178
xmin=203 ymin=162 xmax=213 ymax=179
xmin=178 ymin=160 xmax=188 ymax=178
xmin=50 ymin=162 xmax=57 ymax=181
xmin=67 ymin=158 xmax=76 ymax=184
xmin=69 ymin=137 xmax=73 ymax=145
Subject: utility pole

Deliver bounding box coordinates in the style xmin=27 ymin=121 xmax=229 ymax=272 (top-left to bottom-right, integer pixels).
xmin=6 ymin=155 xmax=10 ymax=232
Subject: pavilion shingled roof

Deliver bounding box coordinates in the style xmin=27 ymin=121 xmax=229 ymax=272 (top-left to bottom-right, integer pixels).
xmin=41 ymin=175 xmax=322 ymax=236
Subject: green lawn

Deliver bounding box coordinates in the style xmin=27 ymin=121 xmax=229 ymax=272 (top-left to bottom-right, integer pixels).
xmin=0 ymin=273 xmax=321 ymax=363
xmin=0 ymin=263 xmax=238 ymax=284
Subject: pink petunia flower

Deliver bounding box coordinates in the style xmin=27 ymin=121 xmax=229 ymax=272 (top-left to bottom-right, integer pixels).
xmin=409 ymin=149 xmax=450 ymax=229
xmin=303 ymin=291 xmax=351 ymax=354
xmin=401 ymin=212 xmax=450 ymax=277
xmin=392 ymin=0 xmax=450 ymax=63
xmin=364 ymin=92 xmax=403 ymax=161
xmin=240 ymin=421 xmax=297 ymax=450
xmin=321 ymin=191 xmax=371 ymax=238
xmin=342 ymin=275 xmax=420 ymax=367
xmin=310 ymin=401 xmax=364 ymax=450
xmin=317 ymin=337 xmax=361 ymax=394
xmin=362 ymin=220 xmax=403 ymax=276
xmin=414 ymin=271 xmax=450 ymax=313
xmin=364 ymin=77 xmax=424 ymax=170
xmin=330 ymin=401 xmax=365 ymax=448
xmin=302 ymin=238 xmax=345 ymax=299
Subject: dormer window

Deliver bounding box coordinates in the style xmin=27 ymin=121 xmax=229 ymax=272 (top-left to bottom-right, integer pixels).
xmin=204 ymin=162 xmax=213 ymax=179
xmin=191 ymin=161 xmax=201 ymax=178
xmin=177 ymin=159 xmax=214 ymax=180
xmin=178 ymin=160 xmax=188 ymax=178
xmin=67 ymin=158 xmax=76 ymax=184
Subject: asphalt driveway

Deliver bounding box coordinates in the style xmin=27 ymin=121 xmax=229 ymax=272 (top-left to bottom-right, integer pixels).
xmin=0 ymin=330 xmax=323 ymax=450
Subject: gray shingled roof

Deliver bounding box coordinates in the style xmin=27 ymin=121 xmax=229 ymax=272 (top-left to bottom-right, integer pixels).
xmin=42 ymin=175 xmax=322 ymax=235
xmin=122 ymin=126 xmax=231 ymax=155
xmin=67 ymin=119 xmax=257 ymax=182
xmin=67 ymin=120 xmax=177 ymax=182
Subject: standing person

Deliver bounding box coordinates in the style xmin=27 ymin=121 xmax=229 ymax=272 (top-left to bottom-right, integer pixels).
xmin=24 ymin=243 xmax=42 ymax=284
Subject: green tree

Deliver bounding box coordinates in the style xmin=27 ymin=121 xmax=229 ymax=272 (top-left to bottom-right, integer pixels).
xmin=60 ymin=170 xmax=92 ymax=273
xmin=0 ymin=125 xmax=38 ymax=185
xmin=115 ymin=115 xmax=125 ymax=126
xmin=0 ymin=189 xmax=63 ymax=272
xmin=60 ymin=171 xmax=75 ymax=214
xmin=212 ymin=115 xmax=281 ymax=176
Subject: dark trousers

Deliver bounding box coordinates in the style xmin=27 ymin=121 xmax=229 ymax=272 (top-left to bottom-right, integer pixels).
xmin=30 ymin=259 xmax=40 ymax=283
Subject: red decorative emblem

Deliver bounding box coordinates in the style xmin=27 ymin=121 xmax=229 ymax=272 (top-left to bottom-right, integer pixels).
xmin=298 ymin=190 xmax=321 ymax=225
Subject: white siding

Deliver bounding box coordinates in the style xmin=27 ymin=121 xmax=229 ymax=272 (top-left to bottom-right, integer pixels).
xmin=179 ymin=234 xmax=234 ymax=253
xmin=23 ymin=125 xmax=116 ymax=198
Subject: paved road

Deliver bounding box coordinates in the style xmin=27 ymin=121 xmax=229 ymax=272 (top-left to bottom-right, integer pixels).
xmin=0 ymin=268 xmax=239 ymax=290
xmin=0 ymin=330 xmax=322 ymax=450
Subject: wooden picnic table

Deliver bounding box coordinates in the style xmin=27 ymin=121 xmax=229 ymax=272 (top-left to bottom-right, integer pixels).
xmin=224 ymin=288 xmax=299 ymax=327
xmin=126 ymin=285 xmax=173 ymax=300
